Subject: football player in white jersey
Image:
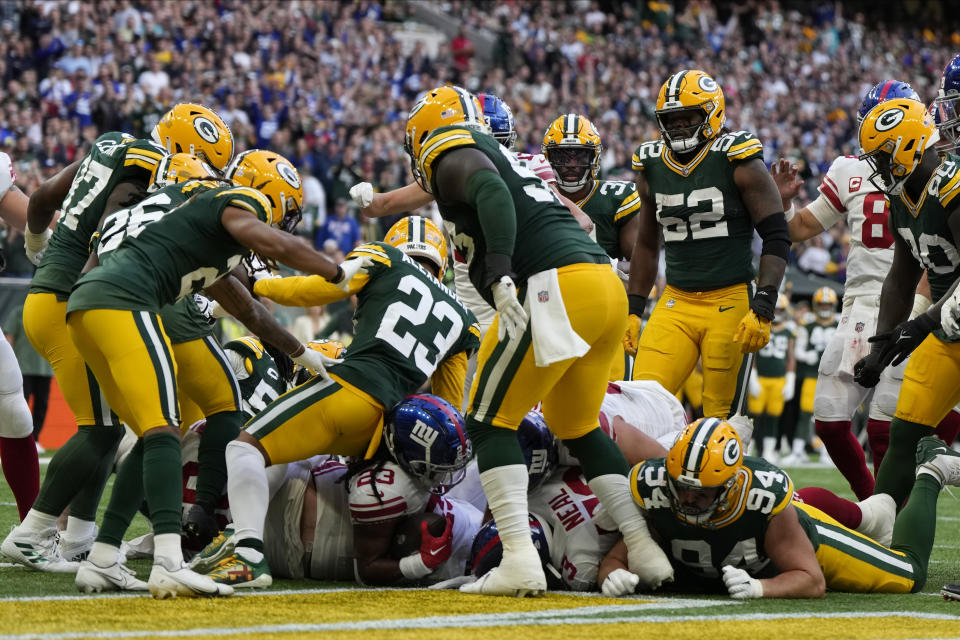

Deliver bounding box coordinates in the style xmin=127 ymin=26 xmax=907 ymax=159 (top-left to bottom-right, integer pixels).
xmin=0 ymin=151 xmax=40 ymax=524
xmin=770 ymin=80 xmax=936 ymax=500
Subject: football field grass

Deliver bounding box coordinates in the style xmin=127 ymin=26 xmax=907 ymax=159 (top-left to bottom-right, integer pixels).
xmin=2 ymin=460 xmax=960 ymax=639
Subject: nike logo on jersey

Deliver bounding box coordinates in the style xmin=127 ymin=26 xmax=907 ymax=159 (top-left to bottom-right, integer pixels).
xmin=719 ymin=306 xmax=735 ymax=312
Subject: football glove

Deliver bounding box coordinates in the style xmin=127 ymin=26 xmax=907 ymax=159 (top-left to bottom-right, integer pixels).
xmin=601 ymin=568 xmax=640 ymax=597
xmin=492 ymin=275 xmax=528 ymax=341
xmin=722 ymin=565 xmax=763 ymax=599
xmin=733 ymin=310 xmax=771 ymax=353
xmin=748 ymin=370 xmax=762 ymax=398
xmin=624 ymin=517 xmax=674 ymax=591
xmin=870 ymin=313 xmax=937 ymax=367
xmin=853 ymin=344 xmax=885 ymax=388
xmin=399 ymin=516 xmax=453 ymax=580
xmin=349 ymin=182 xmax=375 ymax=209
xmin=24 ymin=228 xmax=51 ymax=266
xmin=782 ymin=371 xmax=796 ymax=402
xmin=943 ymin=289 xmax=960 ymax=339
xmin=332 ymin=256 xmax=373 ymax=291
xmin=624 ymin=314 xmax=642 ymax=355
xmin=291 ymin=344 xmax=343 ymax=381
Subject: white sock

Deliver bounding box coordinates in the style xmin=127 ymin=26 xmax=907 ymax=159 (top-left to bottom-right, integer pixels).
xmin=65 ymin=516 xmax=96 ymax=540
xmin=153 ymin=533 xmax=183 ymax=567
xmin=792 ymin=438 xmax=806 ymax=456
xmin=762 ymin=437 xmax=778 ymax=460
xmin=236 ymin=547 xmax=264 ymax=563
xmin=587 ymin=474 xmax=647 ymax=544
xmin=478 ymin=464 xmax=534 ymax=554
xmin=88 ymin=541 xmax=119 ymax=567
xmin=226 ymin=440 xmax=269 ymax=547
xmin=19 ymin=509 xmax=58 ymax=535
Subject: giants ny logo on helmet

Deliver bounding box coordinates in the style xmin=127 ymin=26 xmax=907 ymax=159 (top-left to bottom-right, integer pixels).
xmin=410 ymin=419 xmax=439 ymax=449
xmin=193 ymin=116 xmax=221 ymax=144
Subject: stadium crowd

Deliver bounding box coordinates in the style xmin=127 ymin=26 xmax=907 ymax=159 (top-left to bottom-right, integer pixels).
xmin=0 ymin=0 xmax=957 ymax=285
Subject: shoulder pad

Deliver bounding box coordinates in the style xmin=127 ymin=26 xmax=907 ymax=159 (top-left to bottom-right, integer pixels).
xmin=628 ymin=459 xmax=670 ymax=510
xmin=348 ymin=242 xmax=392 ymax=268
xmin=418 ymin=127 xmax=478 ymax=186
xmin=216 ymin=186 xmax=272 ymax=221
xmin=935 ymin=159 xmax=960 ymax=208
xmin=348 ymin=462 xmax=426 ymax=524
xmin=742 ymin=457 xmax=794 ymax=518
xmin=631 ymin=140 xmax=664 ymax=171
xmin=712 ymin=130 xmax=764 ymax=163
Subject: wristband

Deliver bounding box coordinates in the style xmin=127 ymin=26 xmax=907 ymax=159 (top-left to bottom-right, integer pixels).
xmin=399 ymin=553 xmax=432 ymax=580
xmin=751 ymin=285 xmax=778 ymax=321
xmin=329 ymin=265 xmax=345 ymax=285
xmin=784 ymin=202 xmax=796 ymax=222
xmin=910 ymin=294 xmax=932 ymax=319
xmin=627 ymin=294 xmax=648 ymax=317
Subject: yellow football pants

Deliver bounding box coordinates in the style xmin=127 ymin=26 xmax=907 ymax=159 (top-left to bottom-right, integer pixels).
xmin=633 ymin=283 xmax=750 ymax=418
xmin=22 ymin=292 xmax=118 ymax=427
xmin=894 ymin=334 xmax=960 ymax=427
xmin=244 ymin=373 xmax=384 ymax=465
xmin=794 ymin=502 xmax=916 ymax=593
xmin=747 ymin=375 xmax=786 ymax=417
xmin=67 ymin=308 xmax=179 ymax=435
xmin=172 ymin=336 xmax=241 ymax=430
xmin=676 ymin=364 xmax=704 ymax=411
xmin=469 ymin=263 xmax=626 ymax=440
xmin=800 ymin=376 xmax=817 ymax=414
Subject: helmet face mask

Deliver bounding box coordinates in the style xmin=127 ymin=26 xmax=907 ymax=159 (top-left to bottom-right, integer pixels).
xmin=479 ymin=93 xmax=517 ymax=150
xmin=226 ymin=149 xmax=304 ymax=230
xmin=861 ymin=142 xmax=911 ymax=196
xmin=542 ymin=113 xmax=602 ymax=193
xmin=655 ymin=70 xmax=725 ymax=154
xmin=858 ymin=99 xmax=937 ymax=197
xmin=934 ymin=93 xmax=960 ymax=152
xmin=812 ymin=287 xmax=837 ymax=320
xmin=656 ymin=105 xmax=712 ymax=153
xmin=385 ymin=394 xmax=472 ymax=491
xmin=545 ymin=147 xmax=594 ymax=190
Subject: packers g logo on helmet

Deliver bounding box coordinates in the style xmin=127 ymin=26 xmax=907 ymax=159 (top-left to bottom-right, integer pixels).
xmin=541 ymin=113 xmax=603 ymax=193
xmin=859 ymin=98 xmax=938 ymax=196
xmin=656 ymin=70 xmax=726 ymax=154
xmin=150 ymin=153 xmax=219 ymax=192
xmin=404 ymin=85 xmax=487 ymax=192
xmin=665 ymin=417 xmax=747 ymax=527
xmin=385 ymin=215 xmax=448 ymax=274
xmin=227 ymin=149 xmax=304 ymax=232
xmin=152 ymin=104 xmax=234 ymax=171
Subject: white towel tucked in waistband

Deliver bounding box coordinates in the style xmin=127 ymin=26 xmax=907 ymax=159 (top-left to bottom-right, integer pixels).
xmin=524 ymin=268 xmax=590 ymax=367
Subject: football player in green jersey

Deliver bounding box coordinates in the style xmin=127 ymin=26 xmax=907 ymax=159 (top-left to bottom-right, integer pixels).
xmin=4 ymin=104 xmax=235 ymax=575
xmin=625 ymin=70 xmax=790 ymax=420
xmin=402 ymin=86 xmax=671 ymax=597
xmin=207 ymin=215 xmax=480 ymax=588
xmin=791 ymin=287 xmax=838 ymax=464
xmin=853 ymin=99 xmax=960 ymax=509
xmin=542 ymin=113 xmax=642 ymax=381
xmin=61 ymin=149 xmax=354 ymax=598
xmin=747 ymin=294 xmax=796 ymax=462
xmin=598 ymin=418 xmax=959 ymax=598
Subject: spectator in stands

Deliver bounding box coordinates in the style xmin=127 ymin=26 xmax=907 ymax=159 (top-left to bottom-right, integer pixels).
xmin=315 ymin=198 xmax=361 ymax=254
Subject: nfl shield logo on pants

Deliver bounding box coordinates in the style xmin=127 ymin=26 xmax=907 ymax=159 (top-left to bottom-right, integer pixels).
xmin=538 ymin=290 xmax=549 ymax=303
xmin=855 ymin=322 xmax=865 ymax=333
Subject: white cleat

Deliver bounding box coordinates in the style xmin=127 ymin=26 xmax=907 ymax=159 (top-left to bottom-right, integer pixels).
xmin=148 ymin=559 xmax=234 ymax=599
xmin=855 ymin=493 xmax=896 ymax=547
xmin=1 ymin=526 xmax=79 ymax=573
xmin=59 ymin=527 xmax=98 ymax=562
xmin=76 ymin=559 xmax=148 ymax=592
xmin=460 ymin=547 xmax=546 ymax=597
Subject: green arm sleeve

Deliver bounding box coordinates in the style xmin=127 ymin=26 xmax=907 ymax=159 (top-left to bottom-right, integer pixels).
xmin=464 ymin=169 xmax=517 ymax=258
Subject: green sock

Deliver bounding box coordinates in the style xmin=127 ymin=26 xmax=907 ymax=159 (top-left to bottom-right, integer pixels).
xmin=68 ymin=432 xmax=123 ymax=521
xmin=755 ymin=414 xmax=774 ymax=450
xmin=465 ymin=418 xmax=524 ymax=472
xmin=796 ymin=412 xmax=813 ymax=444
xmin=194 ymin=410 xmax=243 ymax=510
xmin=890 ymin=473 xmax=941 ymax=592
xmin=97 ymin=439 xmax=144 ymax=548
xmin=142 ymin=431 xmax=183 ymax=536
xmin=562 ymin=427 xmax=629 ymax=480
xmin=875 ymin=418 xmax=932 ymax=507
xmin=33 ymin=424 xmax=126 ymax=517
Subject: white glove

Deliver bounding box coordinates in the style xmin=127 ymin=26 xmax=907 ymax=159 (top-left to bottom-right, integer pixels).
xmin=782 ymin=371 xmax=796 ymax=402
xmin=24 ymin=228 xmax=52 ymax=266
xmin=748 ymin=369 xmax=762 ymax=398
xmin=722 ymin=564 xmax=764 ymax=599
xmin=333 ymin=256 xmax=374 ymax=292
xmin=726 ymin=413 xmax=754 ymax=447
xmin=942 ymin=288 xmax=960 ymax=339
xmin=491 ymin=275 xmax=528 ymax=341
xmin=291 ymin=344 xmax=343 ymax=381
xmin=349 ymin=182 xmax=374 ymax=209
xmin=601 ymin=568 xmax=640 ymax=597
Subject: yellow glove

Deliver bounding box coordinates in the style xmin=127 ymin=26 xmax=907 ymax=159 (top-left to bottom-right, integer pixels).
xmin=623 ymin=314 xmax=642 ymax=356
xmin=733 ymin=310 xmax=771 ymax=354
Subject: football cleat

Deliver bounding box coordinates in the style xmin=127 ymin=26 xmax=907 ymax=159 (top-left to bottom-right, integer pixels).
xmin=916 ymin=436 xmax=960 ymax=486
xmin=942 ymin=583 xmax=960 ymax=601
xmin=1 ymin=526 xmax=78 ymax=573
xmin=189 ymin=526 xmax=235 ymax=574
xmin=855 ymin=493 xmax=896 ymax=547
xmin=59 ymin=527 xmax=98 ymax=563
xmin=182 ymin=504 xmax=220 ymax=554
xmin=148 ymin=558 xmax=234 ymax=599
xmin=460 ymin=546 xmax=546 ymax=597
xmin=207 ymin=553 xmax=273 ymax=589
xmin=76 ymin=559 xmax=148 ymax=593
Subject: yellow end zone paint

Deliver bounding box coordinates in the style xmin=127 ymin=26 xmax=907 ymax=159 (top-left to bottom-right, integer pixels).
xmin=0 ymin=590 xmax=644 ymax=636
